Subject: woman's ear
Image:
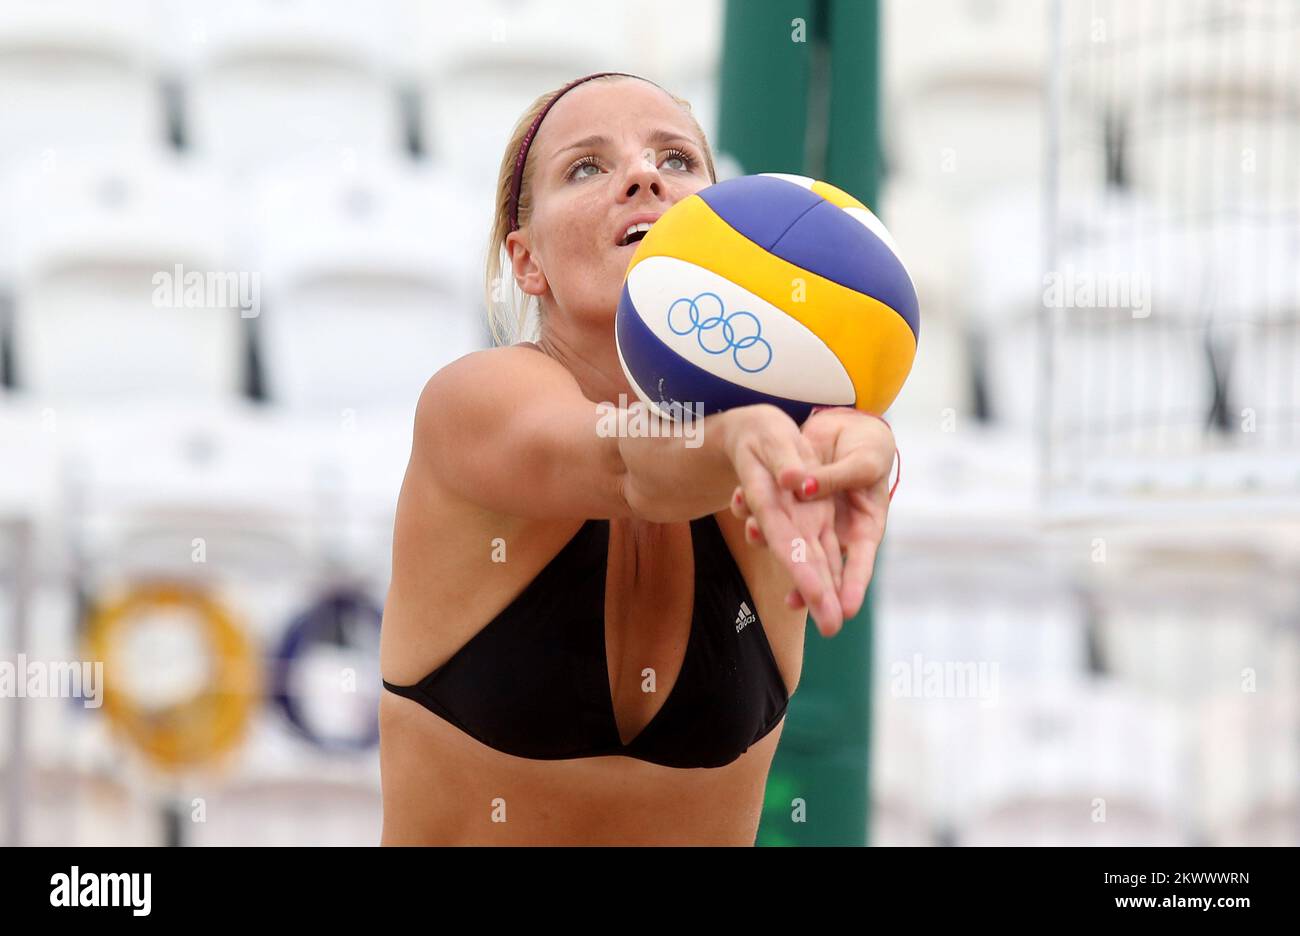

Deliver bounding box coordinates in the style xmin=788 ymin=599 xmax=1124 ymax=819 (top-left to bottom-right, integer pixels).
xmin=505 ymin=230 xmax=548 ymax=297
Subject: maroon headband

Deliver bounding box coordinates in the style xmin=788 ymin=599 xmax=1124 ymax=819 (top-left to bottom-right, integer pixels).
xmin=508 ymin=71 xmax=650 ymax=232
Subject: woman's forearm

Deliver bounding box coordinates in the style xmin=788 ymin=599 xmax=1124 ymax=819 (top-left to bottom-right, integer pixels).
xmin=617 ymin=405 xmax=757 ymax=523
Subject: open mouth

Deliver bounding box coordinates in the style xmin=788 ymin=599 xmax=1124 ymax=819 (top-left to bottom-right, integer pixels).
xmin=618 ymin=222 xmax=655 ymax=247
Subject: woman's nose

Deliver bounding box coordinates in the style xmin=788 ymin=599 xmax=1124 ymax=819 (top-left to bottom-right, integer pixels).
xmin=618 ymin=150 xmax=664 ymax=201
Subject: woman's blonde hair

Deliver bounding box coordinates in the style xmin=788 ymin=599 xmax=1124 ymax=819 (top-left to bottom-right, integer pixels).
xmin=483 ymin=74 xmax=719 ymax=347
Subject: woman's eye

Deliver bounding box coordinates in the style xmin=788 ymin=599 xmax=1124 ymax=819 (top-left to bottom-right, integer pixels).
xmin=662 ymin=150 xmax=693 ymax=171
xmin=567 ymin=157 xmax=601 ymax=181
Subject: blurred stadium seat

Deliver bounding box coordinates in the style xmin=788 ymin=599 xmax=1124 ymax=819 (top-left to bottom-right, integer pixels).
xmin=1090 ymin=544 xmax=1294 ymax=703
xmin=244 ymin=158 xmax=486 ymax=414
xmin=1073 ymin=0 xmax=1300 ymax=216
xmin=1210 ymin=216 xmax=1300 ymax=450
xmin=870 ymin=703 xmax=935 ymax=845
xmin=172 ymin=0 xmax=405 ymax=177
xmin=0 ymin=0 xmax=165 ymax=176
xmin=876 ymin=567 xmax=1089 ymax=689
xmin=1196 ymin=689 xmax=1300 ymax=845
xmin=976 ymin=192 xmax=1218 ymax=440
xmin=884 ymin=0 xmax=1047 ymax=199
xmin=948 ymin=680 xmax=1188 ymax=845
xmin=7 ymin=150 xmax=244 ymax=402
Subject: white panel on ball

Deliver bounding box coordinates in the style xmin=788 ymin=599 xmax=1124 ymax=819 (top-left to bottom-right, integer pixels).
xmin=624 ymin=255 xmax=856 ymax=405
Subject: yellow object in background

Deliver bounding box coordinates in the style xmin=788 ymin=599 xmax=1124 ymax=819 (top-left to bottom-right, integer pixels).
xmin=84 ymin=581 xmax=260 ymax=771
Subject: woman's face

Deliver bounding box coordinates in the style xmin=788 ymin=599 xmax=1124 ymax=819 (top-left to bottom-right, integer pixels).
xmin=507 ymin=78 xmax=714 ymax=327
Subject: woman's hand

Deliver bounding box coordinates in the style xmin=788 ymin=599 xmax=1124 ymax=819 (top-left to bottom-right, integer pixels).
xmin=729 ymin=406 xmax=894 ymax=636
xmin=721 ymin=405 xmax=846 ymax=633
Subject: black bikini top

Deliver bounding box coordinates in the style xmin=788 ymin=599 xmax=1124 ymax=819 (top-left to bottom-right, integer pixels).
xmin=382 ymin=513 xmax=790 ymax=769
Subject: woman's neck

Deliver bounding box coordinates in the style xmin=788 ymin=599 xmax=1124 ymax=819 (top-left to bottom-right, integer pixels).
xmin=535 ymin=316 xmax=636 ymax=407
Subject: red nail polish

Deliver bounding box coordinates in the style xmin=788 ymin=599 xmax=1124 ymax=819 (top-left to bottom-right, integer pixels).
xmin=801 ymin=477 xmax=818 ymax=497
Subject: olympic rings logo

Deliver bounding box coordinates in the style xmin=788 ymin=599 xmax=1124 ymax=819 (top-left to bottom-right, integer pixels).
xmin=667 ymin=292 xmax=773 ymax=373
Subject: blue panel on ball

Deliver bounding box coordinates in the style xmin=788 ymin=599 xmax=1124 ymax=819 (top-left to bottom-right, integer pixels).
xmin=696 ymin=175 xmax=825 ymax=251
xmin=773 ymin=201 xmax=920 ymax=339
xmin=697 ymin=177 xmax=919 ymax=341
xmin=617 ymin=283 xmax=816 ymax=424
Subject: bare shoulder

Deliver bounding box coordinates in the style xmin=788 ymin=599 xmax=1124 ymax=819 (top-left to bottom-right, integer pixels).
xmin=400 ymin=340 xmax=586 ymax=537
xmin=408 ymin=340 xmax=633 ymax=522
xmin=414 ymin=342 xmax=574 ymax=421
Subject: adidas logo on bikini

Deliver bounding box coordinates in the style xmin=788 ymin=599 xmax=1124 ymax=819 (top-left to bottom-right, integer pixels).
xmin=735 ymin=601 xmax=756 ymax=633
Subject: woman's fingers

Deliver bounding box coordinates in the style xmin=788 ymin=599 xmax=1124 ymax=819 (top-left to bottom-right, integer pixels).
xmin=798 ymin=450 xmax=893 ymax=502
xmin=838 ymin=535 xmax=879 ymax=620
xmin=796 ymin=414 xmax=895 ymax=502
xmin=734 ymin=481 xmax=846 ymax=629
xmin=758 ymin=424 xmax=819 ymax=494
xmin=788 ymin=519 xmax=842 ymax=634
xmin=765 ymin=517 xmax=829 ymax=615
xmin=728 ymin=436 xmax=885 ymax=634
xmin=744 ymin=483 xmax=836 ymax=621
xmin=730 ymin=485 xmax=748 ymax=518
xmin=731 ymin=481 xmax=765 ymax=548
xmin=725 ymin=411 xmax=848 ymax=630
xmin=820 ymin=525 xmax=844 ymax=594
xmin=810 ymin=554 xmax=844 ymax=635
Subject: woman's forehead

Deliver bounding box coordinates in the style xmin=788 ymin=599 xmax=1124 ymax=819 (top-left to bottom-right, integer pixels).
xmin=536 ymin=79 xmax=699 ymax=158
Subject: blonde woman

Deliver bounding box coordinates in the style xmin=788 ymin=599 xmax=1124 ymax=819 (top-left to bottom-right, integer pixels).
xmin=379 ymin=72 xmax=896 ymax=845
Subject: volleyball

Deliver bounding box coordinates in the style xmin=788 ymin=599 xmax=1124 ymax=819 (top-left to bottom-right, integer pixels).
xmin=615 ymin=172 xmax=920 ymax=423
